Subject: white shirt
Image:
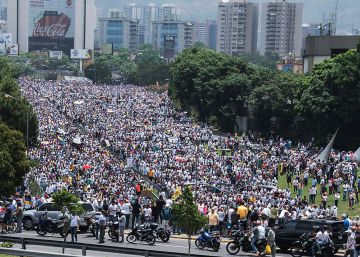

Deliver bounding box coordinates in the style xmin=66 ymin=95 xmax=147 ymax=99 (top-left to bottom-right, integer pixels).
xmin=109 ymin=204 xmax=119 ymax=216
xmin=144 ymin=207 xmax=152 ymax=217
xmin=122 ymin=203 xmax=131 ymax=214
xmin=70 ymin=215 xmax=79 ymax=227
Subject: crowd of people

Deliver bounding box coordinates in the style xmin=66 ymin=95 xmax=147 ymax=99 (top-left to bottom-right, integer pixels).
xmin=0 ymin=77 xmax=359 ymax=254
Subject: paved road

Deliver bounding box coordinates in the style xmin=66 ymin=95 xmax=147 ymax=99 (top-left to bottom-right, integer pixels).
xmin=1 ymin=231 xmax=346 ymax=257
xmin=2 ymin=230 xmax=293 ymax=257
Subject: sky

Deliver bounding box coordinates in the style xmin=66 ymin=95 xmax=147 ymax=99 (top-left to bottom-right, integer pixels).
xmin=96 ymin=0 xmax=360 ymax=35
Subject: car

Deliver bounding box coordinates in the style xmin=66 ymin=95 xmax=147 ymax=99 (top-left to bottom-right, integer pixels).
xmin=275 ymin=219 xmax=346 ymax=252
xmin=77 ymin=202 xmax=96 ymax=233
xmin=23 ymin=202 xmax=96 ymax=232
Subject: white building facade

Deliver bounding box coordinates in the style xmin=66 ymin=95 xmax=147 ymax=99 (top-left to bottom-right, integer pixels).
xmin=6 ymin=0 xmax=96 ymax=55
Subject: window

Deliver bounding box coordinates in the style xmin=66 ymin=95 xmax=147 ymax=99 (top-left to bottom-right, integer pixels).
xmin=281 ymin=221 xmax=296 ymax=230
xmin=296 ymin=221 xmax=316 ymax=230
xmin=38 ymin=203 xmax=60 ymax=211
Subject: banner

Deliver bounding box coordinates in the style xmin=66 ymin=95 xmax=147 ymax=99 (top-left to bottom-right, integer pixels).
xmin=6 ymin=44 xmax=18 ymax=56
xmin=163 ymin=34 xmax=175 ymax=59
xmin=0 ymin=44 xmax=6 ymax=55
xmin=315 ymin=129 xmax=339 ymax=163
xmin=49 ymin=50 xmax=63 ymax=59
xmin=101 ymin=43 xmax=113 ymax=55
xmin=28 ymin=0 xmax=75 ymax=55
xmin=0 ymin=33 xmax=12 ymax=44
xmin=71 ymin=49 xmax=92 ymax=59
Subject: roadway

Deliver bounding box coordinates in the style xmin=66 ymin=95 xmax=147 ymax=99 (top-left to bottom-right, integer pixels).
xmin=2 ymin=230 xmax=296 ymax=257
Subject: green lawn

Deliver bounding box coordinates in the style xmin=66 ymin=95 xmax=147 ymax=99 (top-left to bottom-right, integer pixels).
xmin=278 ymin=174 xmax=360 ymax=218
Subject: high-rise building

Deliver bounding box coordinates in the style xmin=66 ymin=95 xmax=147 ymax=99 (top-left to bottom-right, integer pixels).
xmin=152 ymin=21 xmax=193 ymax=60
xmin=193 ymin=22 xmax=207 ymax=46
xmin=94 ymin=7 xmax=106 ymax=50
xmin=0 ymin=0 xmax=8 ymax=33
xmin=217 ymin=0 xmax=259 ymax=56
xmin=159 ymin=4 xmax=179 ymax=22
xmin=260 ymin=0 xmax=303 ymax=57
xmin=123 ymin=3 xmax=141 ymax=20
xmin=99 ymin=18 xmax=139 ymax=52
xmin=140 ymin=4 xmax=160 ymax=45
xmin=6 ymin=0 xmax=96 ymax=54
xmin=109 ymin=8 xmax=123 ymax=19
xmin=206 ymin=20 xmax=217 ymax=50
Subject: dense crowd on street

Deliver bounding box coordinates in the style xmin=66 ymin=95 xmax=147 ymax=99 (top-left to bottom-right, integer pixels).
xmin=1 ymin=77 xmax=360 ymax=255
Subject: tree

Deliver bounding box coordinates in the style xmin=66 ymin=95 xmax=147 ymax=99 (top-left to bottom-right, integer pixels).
xmin=238 ymin=51 xmax=279 ymax=70
xmin=296 ymin=49 xmax=360 ymax=148
xmin=52 ymin=189 xmax=84 ymax=252
xmin=0 ymin=122 xmax=31 ymax=196
xmin=172 ymin=186 xmax=207 ymax=256
xmin=84 ymin=62 xmax=112 ymax=83
xmin=0 ymin=77 xmax=39 ymax=146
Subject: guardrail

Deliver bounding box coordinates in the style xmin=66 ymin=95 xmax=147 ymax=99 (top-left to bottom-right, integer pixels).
xmin=0 ymin=235 xmax=209 ymax=257
xmin=0 ymin=247 xmax=82 ymax=257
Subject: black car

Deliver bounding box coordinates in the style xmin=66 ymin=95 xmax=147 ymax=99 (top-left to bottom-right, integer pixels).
xmin=275 ymin=219 xmax=346 ymax=252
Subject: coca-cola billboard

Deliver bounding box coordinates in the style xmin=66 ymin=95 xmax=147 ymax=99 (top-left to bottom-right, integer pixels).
xmin=29 ymin=0 xmax=75 ymax=55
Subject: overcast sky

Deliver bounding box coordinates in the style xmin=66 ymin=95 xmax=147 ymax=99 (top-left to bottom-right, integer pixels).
xmin=96 ymin=0 xmax=360 ymax=34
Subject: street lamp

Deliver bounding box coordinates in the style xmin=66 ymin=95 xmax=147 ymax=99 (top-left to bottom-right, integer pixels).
xmin=4 ymin=94 xmax=29 ymax=155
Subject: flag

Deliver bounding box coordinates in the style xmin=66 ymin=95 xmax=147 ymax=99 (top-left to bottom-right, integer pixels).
xmin=315 ymin=129 xmax=339 ymax=163
xmin=355 ymin=147 xmax=360 ymax=163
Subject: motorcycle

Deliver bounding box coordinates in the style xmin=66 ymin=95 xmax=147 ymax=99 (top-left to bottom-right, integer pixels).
xmin=36 ymin=214 xmax=66 ymax=238
xmin=144 ymin=222 xmax=171 ymax=242
xmin=195 ymin=229 xmax=221 ymax=252
xmin=226 ymin=229 xmax=268 ymax=256
xmin=85 ymin=216 xmax=96 ymax=237
xmin=107 ymin=220 xmax=124 ymax=243
xmin=290 ymin=232 xmax=334 ymax=257
xmin=126 ymin=224 xmax=156 ymax=245
xmin=0 ymin=216 xmax=17 ymax=234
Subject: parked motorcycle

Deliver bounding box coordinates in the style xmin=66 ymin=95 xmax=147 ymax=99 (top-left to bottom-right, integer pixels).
xmin=226 ymin=229 xmax=268 ymax=256
xmin=36 ymin=214 xmax=66 ymax=238
xmin=144 ymin=223 xmax=171 ymax=242
xmin=126 ymin=224 xmax=156 ymax=245
xmin=195 ymin=229 xmax=221 ymax=252
xmin=290 ymin=232 xmax=334 ymax=257
xmin=85 ymin=216 xmax=96 ymax=237
xmin=108 ymin=220 xmax=125 ymax=242
xmin=0 ymin=216 xmax=17 ymax=234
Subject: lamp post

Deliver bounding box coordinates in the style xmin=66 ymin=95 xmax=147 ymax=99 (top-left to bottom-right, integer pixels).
xmin=4 ymin=94 xmax=29 ymax=155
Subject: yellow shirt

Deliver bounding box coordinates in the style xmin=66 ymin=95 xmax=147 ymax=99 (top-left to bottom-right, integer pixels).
xmin=237 ymin=205 xmax=248 ymax=219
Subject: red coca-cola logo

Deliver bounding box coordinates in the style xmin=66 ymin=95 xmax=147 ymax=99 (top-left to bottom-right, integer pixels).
xmin=33 ymin=13 xmax=71 ymax=38
xmin=34 ymin=23 xmax=67 ymax=38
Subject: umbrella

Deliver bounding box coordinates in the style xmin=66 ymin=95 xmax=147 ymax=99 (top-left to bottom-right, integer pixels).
xmin=82 ymin=164 xmax=92 ymax=170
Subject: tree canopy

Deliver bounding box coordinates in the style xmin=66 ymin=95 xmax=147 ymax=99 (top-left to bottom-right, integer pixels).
xmin=169 ymin=46 xmax=360 ymax=149
xmin=0 ymin=123 xmax=31 ymax=196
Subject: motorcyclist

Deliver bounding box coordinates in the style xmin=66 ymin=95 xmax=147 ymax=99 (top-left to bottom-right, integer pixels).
xmin=251 ymin=220 xmax=266 ymax=256
xmin=311 ymin=226 xmax=330 ymax=257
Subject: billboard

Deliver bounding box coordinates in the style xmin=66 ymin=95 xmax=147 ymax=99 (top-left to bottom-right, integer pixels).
xmin=0 ymin=33 xmax=12 ymax=44
xmin=163 ymin=34 xmax=175 ymax=59
xmin=101 ymin=43 xmax=113 ymax=55
xmin=49 ymin=50 xmax=63 ymax=59
xmin=71 ymin=49 xmax=92 ymax=59
xmin=28 ymin=0 xmax=75 ymax=55
xmin=6 ymin=44 xmax=18 ymax=56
